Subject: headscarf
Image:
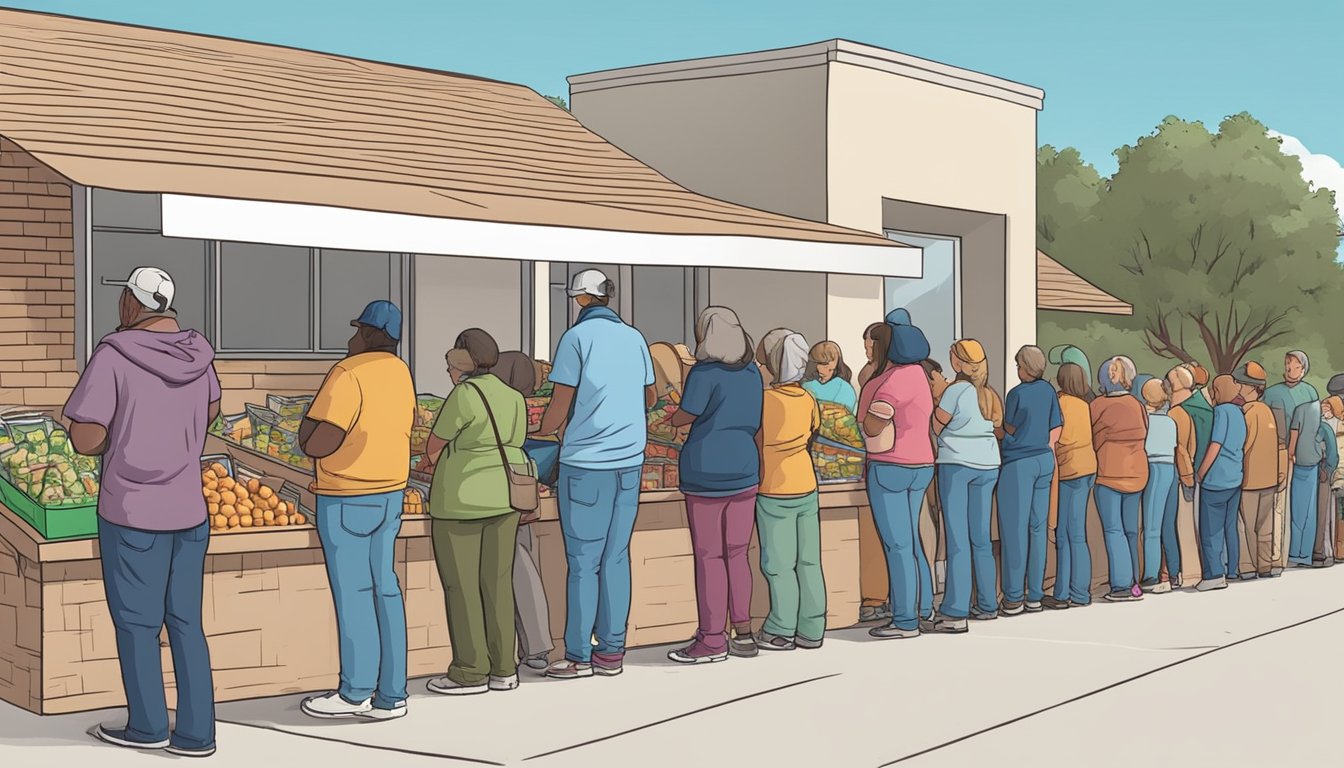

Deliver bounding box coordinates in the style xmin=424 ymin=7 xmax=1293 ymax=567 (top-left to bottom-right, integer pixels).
xmin=1232 ymin=361 xmax=1267 ymax=389
xmin=1328 ymin=373 xmax=1344 ymax=397
xmin=495 ymin=351 xmax=537 ymax=398
xmin=1098 ymin=356 xmax=1136 ymax=395
xmin=1048 ymin=345 xmax=1091 ymax=387
xmin=766 ymin=331 xmax=810 ymax=385
xmin=885 ymin=308 xmax=912 ymax=327
xmin=694 ymin=306 xmax=753 ymax=365
xmin=885 ymin=306 xmax=929 ymax=365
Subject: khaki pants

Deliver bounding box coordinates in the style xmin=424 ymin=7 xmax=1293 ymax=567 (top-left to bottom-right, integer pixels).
xmin=1272 ymin=487 xmax=1289 ymax=570
xmin=1177 ymin=488 xmax=1203 ymax=586
xmin=859 ymin=504 xmax=889 ymax=607
xmin=432 ymin=514 xmax=520 ymax=685
xmin=1241 ymin=488 xmax=1276 ymax=575
xmin=1315 ymin=481 xmax=1336 ymax=564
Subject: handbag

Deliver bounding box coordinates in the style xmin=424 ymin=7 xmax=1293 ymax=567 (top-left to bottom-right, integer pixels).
xmin=463 ymin=381 xmax=540 ymax=514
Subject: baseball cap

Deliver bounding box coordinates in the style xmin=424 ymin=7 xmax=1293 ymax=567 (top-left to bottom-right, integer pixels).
xmin=352 ymin=300 xmax=402 ymax=341
xmin=102 ymin=267 xmax=175 ymax=312
xmin=1232 ymin=361 xmax=1267 ymax=388
xmin=566 ymin=269 xmax=610 ymax=298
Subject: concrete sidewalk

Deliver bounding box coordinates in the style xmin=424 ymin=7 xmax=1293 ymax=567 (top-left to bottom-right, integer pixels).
xmin=4 ymin=567 xmax=1343 ymax=767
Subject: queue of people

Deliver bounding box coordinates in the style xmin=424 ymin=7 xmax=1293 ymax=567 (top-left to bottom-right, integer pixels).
xmin=68 ymin=266 xmax=1344 ymax=757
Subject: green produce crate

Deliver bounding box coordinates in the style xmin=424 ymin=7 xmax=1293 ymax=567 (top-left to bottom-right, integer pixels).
xmin=0 ymin=473 xmax=97 ymax=540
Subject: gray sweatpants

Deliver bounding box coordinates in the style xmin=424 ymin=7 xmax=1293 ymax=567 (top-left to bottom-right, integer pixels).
xmin=514 ymin=525 xmax=554 ymax=660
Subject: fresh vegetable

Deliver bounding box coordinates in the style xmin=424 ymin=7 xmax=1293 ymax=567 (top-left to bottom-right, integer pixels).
xmin=1 ymin=423 xmax=99 ymax=506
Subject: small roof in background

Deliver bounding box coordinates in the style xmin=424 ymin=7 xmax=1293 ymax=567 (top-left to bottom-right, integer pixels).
xmin=1036 ymin=250 xmax=1133 ymax=316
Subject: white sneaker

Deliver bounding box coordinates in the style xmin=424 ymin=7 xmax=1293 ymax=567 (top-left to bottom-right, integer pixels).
xmin=488 ymin=674 xmax=520 ymax=691
xmin=426 ymin=676 xmax=488 ymax=696
xmin=301 ymin=692 xmax=372 ymax=719
xmin=1196 ymin=577 xmax=1228 ymax=592
xmin=358 ymin=703 xmax=408 ymax=721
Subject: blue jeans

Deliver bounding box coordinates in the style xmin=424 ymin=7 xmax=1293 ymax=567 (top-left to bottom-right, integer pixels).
xmin=936 ymin=464 xmax=999 ymax=619
xmin=867 ymin=463 xmax=935 ymax=631
xmin=557 ymin=464 xmax=641 ymax=663
xmin=1055 ymin=475 xmax=1095 ymax=605
xmin=98 ymin=518 xmax=214 ymax=751
xmin=1199 ymin=486 xmax=1241 ymax=579
xmin=315 ymin=491 xmax=407 ymax=709
xmin=997 ymin=453 xmax=1054 ymax=604
xmin=1162 ymin=478 xmax=1183 ymax=580
xmin=1289 ymin=464 xmax=1319 ymax=564
xmin=1095 ymin=485 xmax=1140 ymax=591
xmin=1141 ymin=463 xmax=1176 ymax=584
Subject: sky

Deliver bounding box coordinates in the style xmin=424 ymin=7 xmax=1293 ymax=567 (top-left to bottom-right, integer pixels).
xmin=3 ymin=0 xmax=1341 ymax=216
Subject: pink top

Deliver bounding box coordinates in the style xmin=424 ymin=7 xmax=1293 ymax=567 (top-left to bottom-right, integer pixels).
xmin=859 ymin=363 xmax=935 ymax=466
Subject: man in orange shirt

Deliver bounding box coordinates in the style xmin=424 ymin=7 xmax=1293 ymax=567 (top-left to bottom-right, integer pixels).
xmin=1234 ymin=362 xmax=1286 ymax=578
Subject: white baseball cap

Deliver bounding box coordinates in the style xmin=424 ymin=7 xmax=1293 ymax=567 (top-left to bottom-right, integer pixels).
xmin=103 ymin=267 xmax=175 ymax=312
xmin=566 ymin=268 xmax=610 ymax=298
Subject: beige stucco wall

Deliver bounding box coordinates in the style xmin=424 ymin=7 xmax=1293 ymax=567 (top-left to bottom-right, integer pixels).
xmin=412 ymin=254 xmax=522 ymax=396
xmin=825 ymin=61 xmax=1038 ymax=372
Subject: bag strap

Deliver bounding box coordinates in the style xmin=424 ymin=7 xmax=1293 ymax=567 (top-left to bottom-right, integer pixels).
xmin=462 ymin=381 xmax=512 ymax=471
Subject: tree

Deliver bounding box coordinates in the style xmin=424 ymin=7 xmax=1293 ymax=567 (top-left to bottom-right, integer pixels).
xmin=1037 ymin=145 xmax=1102 ymax=249
xmin=543 ymin=95 xmax=568 ymax=110
xmin=1046 ymin=114 xmax=1344 ymax=375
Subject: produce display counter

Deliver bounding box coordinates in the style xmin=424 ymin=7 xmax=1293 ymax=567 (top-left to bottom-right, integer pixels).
xmin=0 ymin=479 xmax=867 ymax=715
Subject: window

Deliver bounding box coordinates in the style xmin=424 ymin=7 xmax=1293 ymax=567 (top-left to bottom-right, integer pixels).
xmin=884 ymin=232 xmax=960 ymax=374
xmin=320 ymin=250 xmax=394 ymax=351
xmin=631 ymin=265 xmax=692 ymax=346
xmin=89 ymin=231 xmax=209 ymax=342
xmin=218 ymin=243 xmax=313 ymax=352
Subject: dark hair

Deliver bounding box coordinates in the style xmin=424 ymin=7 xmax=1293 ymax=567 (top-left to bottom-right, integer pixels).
xmin=453 ymin=328 xmax=500 ymax=371
xmin=1056 ymin=362 xmax=1093 ymax=402
xmin=920 ymin=358 xmax=943 ymax=376
xmin=864 ymin=322 xmax=892 ymax=378
xmin=360 ymin=324 xmax=398 ymax=350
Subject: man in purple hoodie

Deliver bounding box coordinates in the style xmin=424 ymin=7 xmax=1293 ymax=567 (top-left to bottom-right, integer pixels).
xmin=64 ymin=267 xmax=221 ymax=758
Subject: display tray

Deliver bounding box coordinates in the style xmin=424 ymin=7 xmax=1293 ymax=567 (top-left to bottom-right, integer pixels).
xmin=0 ymin=472 xmax=96 ymax=540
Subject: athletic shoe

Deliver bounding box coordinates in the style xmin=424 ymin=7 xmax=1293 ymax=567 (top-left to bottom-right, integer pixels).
xmin=999 ymin=601 xmax=1025 ymax=617
xmin=756 ymin=630 xmax=796 ymax=651
xmin=358 ymin=703 xmax=408 ymax=721
xmin=1024 ymin=601 xmax=1044 ymax=613
xmin=524 ymin=654 xmax=551 ymax=671
xmin=592 ymin=652 xmax=624 ymax=677
xmin=427 ymin=676 xmax=488 ymax=696
xmin=301 ymin=692 xmax=373 ymax=718
xmin=868 ymin=625 xmax=921 ymax=640
xmin=930 ymin=616 xmax=968 ymax=634
xmin=92 ymin=725 xmax=169 ymax=750
xmin=545 ymin=660 xmax=594 ymax=680
xmin=489 ymin=674 xmax=520 ymax=691
xmin=667 ymin=641 xmax=728 ymax=665
xmin=1196 ymin=577 xmax=1228 ymax=592
xmin=1104 ymin=588 xmax=1142 ymax=602
xmin=1041 ymin=596 xmax=1071 ymax=610
xmin=730 ymin=634 xmax=760 ymax=657
xmin=970 ymin=607 xmax=999 ymax=621
xmin=165 ymin=743 xmax=218 ymax=757
xmin=794 ymin=636 xmax=824 ymax=650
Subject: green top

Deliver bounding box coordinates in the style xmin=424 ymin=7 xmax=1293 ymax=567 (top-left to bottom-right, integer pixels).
xmin=428 ymin=374 xmax=528 ymax=520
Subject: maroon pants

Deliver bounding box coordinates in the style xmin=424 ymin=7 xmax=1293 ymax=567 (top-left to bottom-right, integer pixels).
xmin=685 ymin=488 xmax=759 ymax=652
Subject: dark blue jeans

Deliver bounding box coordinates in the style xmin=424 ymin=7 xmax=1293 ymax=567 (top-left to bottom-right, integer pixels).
xmin=1199 ymin=486 xmax=1240 ymax=580
xmin=1161 ymin=478 xmax=1183 ymax=580
xmin=98 ymin=518 xmax=214 ymax=751
xmin=997 ymin=453 xmax=1055 ymax=604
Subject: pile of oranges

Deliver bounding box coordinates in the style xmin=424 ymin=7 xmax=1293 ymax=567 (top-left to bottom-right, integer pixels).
xmin=201 ymin=462 xmax=306 ymax=532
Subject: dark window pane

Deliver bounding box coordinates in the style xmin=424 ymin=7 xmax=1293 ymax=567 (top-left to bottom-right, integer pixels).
xmin=91 ymin=190 xmax=161 ymax=231
xmin=90 ymin=232 xmax=207 ymax=342
xmin=319 ymin=250 xmax=392 ymax=350
xmin=219 ymin=243 xmax=312 ymax=351
xmin=631 ymin=265 xmax=687 ymax=345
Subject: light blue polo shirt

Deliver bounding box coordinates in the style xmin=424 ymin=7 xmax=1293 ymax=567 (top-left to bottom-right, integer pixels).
xmin=550 ymin=305 xmax=655 ymax=471
xmin=1204 ymin=403 xmax=1247 ymax=492
xmin=935 ymin=380 xmax=1000 ymax=470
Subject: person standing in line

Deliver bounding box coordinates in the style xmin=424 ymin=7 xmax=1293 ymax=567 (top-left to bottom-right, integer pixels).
xmin=493 ymin=350 xmax=556 ymax=671
xmin=1234 ymin=362 xmax=1285 ymax=579
xmin=299 ymin=300 xmax=415 ymax=721
xmin=996 ymin=346 xmax=1063 ymax=616
xmin=1263 ymin=352 xmax=1319 ymax=574
xmin=928 ymin=339 xmax=1003 ymax=633
xmin=67 ymin=268 xmax=221 ymax=756
xmin=422 ymin=331 xmax=529 ymax=696
xmin=863 ymin=311 xmax=938 ymax=640
xmin=803 ymin=340 xmax=859 ymax=413
xmin=1169 ymin=364 xmax=1212 ymax=586
xmin=1286 ymin=353 xmax=1324 ymax=569
xmin=857 ymin=322 xmax=894 ymax=623
xmin=753 ymin=329 xmax=826 ymax=651
xmin=1195 ymin=376 xmax=1249 ymax=591
xmin=667 ymin=307 xmax=764 ymax=663
xmin=1091 ymin=356 xmax=1149 ymax=602
xmin=1312 ymin=399 xmax=1340 ymax=568
xmin=536 ymin=270 xmax=656 ymax=680
xmin=1138 ymin=379 xmax=1177 ymax=594
xmin=1044 ymin=361 xmax=1097 ymax=610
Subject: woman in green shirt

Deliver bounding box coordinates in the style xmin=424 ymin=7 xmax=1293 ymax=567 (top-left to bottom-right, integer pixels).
xmin=422 ymin=329 xmax=529 ymax=697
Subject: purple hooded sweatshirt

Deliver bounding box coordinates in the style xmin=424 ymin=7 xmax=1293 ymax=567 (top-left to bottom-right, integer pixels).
xmin=64 ymin=329 xmax=221 ymax=531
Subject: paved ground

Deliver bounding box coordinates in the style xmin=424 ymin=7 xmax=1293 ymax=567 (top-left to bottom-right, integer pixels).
xmin=5 ymin=566 xmax=1344 ymax=767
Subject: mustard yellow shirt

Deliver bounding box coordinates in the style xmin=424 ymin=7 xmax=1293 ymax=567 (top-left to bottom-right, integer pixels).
xmin=1055 ymin=394 xmax=1098 ymax=481
xmin=759 ymin=384 xmax=820 ymax=497
xmin=306 ymin=352 xmax=415 ymax=496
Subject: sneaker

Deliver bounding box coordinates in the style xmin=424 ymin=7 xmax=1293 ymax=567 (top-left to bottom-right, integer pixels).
xmin=427 ymin=676 xmax=489 ymax=696
xmin=970 ymin=607 xmax=999 ymax=621
xmin=1104 ymin=588 xmax=1142 ymax=602
xmin=859 ymin=606 xmax=882 ymax=622
xmin=930 ymin=616 xmax=968 ymax=634
xmin=999 ymin=601 xmax=1025 ymax=617
xmin=756 ymin=630 xmax=796 ymax=651
xmin=919 ymin=617 xmax=937 ymax=633
xmin=1196 ymin=577 xmax=1228 ymax=592
xmin=1257 ymin=571 xmax=1273 ymax=580
xmin=869 ymin=625 xmax=921 ymax=640
xmin=875 ymin=603 xmax=894 ymax=621
xmin=1150 ymin=581 xmax=1172 ymax=594
xmin=667 ymin=641 xmax=728 ymax=665
xmin=545 ymin=660 xmax=594 ymax=680
xmin=489 ymin=674 xmax=520 ymax=691
xmin=301 ymin=692 xmax=373 ymax=718
xmin=794 ymin=636 xmax=824 ymax=650
xmin=1041 ymin=596 xmax=1071 ymax=610
xmin=1312 ymin=559 xmax=1331 ymax=569
xmin=1292 ymin=561 xmax=1314 ymax=569
xmin=92 ymin=725 xmax=169 ymax=750
xmin=524 ymin=654 xmax=551 ymax=671
xmin=1130 ymin=584 xmax=1144 ymax=598
xmin=1024 ymin=601 xmax=1044 ymax=614
xmin=730 ymin=633 xmax=759 ymax=658
xmin=358 ymin=702 xmax=408 ymax=721
xmin=1270 ymin=567 xmax=1284 ymax=577
xmin=166 ymin=743 xmax=217 ymax=758
xmin=591 ymin=652 xmax=624 ymax=677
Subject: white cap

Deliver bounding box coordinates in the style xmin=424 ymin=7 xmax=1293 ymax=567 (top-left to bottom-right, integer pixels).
xmin=103 ymin=267 xmax=175 ymax=312
xmin=566 ymin=269 xmax=610 ymax=298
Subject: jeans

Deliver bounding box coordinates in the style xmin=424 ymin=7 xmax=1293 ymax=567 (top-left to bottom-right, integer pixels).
xmin=98 ymin=518 xmax=214 ymax=751
xmin=1094 ymin=485 xmax=1140 ymax=591
xmin=755 ymin=492 xmax=827 ymax=641
xmin=432 ymin=514 xmax=520 ymax=685
xmin=1289 ymin=464 xmax=1319 ymax=564
xmin=557 ymin=464 xmax=641 ymax=663
xmin=867 ymin=463 xmax=935 ymax=631
xmin=936 ymin=464 xmax=999 ymax=619
xmin=1142 ymin=463 xmax=1176 ymax=584
xmin=1199 ymin=486 xmax=1241 ymax=580
xmin=1055 ymin=475 xmax=1095 ymax=605
xmin=686 ymin=488 xmax=759 ymax=651
xmin=997 ymin=453 xmax=1054 ymax=604
xmin=1162 ymin=478 xmax=1183 ymax=580
xmin=315 ymin=491 xmax=408 ymax=709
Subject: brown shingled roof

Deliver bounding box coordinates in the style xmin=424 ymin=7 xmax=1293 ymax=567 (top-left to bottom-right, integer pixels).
xmin=1037 ymin=250 xmax=1132 ymax=315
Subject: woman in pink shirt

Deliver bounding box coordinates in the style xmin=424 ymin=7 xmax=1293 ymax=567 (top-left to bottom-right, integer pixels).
xmin=862 ymin=309 xmax=937 ymax=639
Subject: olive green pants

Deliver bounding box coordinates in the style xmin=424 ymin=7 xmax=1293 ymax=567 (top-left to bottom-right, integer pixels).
xmin=432 ymin=514 xmax=520 ymax=685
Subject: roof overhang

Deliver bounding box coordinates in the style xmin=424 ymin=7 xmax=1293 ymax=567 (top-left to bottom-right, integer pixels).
xmin=161 ymin=194 xmax=922 ymax=278
xmin=1036 ymin=250 xmax=1132 ymax=316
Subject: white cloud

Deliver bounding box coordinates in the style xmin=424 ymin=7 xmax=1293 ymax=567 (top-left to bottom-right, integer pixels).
xmin=1269 ymin=130 xmax=1344 ymax=224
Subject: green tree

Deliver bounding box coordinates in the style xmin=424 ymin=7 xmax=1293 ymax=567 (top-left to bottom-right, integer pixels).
xmin=543 ymin=95 xmax=568 ymax=110
xmin=1037 ymin=145 xmax=1102 ymax=249
xmin=1046 ymin=114 xmax=1343 ymax=375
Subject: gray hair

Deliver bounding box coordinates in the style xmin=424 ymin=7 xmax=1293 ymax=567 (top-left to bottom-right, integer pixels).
xmin=1289 ymin=350 xmax=1310 ymax=375
xmin=1015 ymin=345 xmax=1047 ymax=381
xmin=694 ymin=306 xmax=753 ymax=366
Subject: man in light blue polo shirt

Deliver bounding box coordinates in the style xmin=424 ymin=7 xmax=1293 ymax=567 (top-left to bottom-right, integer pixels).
xmin=536 ymin=269 xmax=655 ymax=680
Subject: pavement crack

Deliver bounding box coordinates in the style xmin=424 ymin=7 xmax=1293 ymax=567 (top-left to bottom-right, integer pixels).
xmin=216 ymin=718 xmax=506 ymax=765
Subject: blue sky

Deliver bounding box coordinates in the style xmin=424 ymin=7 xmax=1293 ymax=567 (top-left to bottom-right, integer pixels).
xmin=4 ymin=0 xmax=1341 ymax=193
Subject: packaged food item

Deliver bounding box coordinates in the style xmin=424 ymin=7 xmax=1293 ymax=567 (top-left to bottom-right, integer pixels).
xmin=812 ymin=442 xmax=865 ymax=483
xmin=403 ymin=487 xmax=425 ymax=515
xmin=245 ymin=403 xmax=312 ymax=471
xmin=646 ymin=399 xmax=683 ymax=444
xmin=819 ymin=402 xmax=865 ymax=449
xmin=644 ymin=442 xmax=680 ymax=461
xmin=0 ymin=419 xmax=100 ymax=506
xmin=641 ymin=461 xmax=666 ymax=491
xmin=526 ymin=396 xmax=551 ymax=432
xmin=266 ymin=394 xmax=313 ymax=421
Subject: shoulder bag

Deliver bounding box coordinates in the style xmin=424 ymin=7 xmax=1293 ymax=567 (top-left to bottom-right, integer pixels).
xmin=463 ymin=381 xmax=540 ymax=515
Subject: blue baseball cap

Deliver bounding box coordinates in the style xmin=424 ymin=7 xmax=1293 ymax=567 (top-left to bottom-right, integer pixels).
xmin=352 ymin=300 xmax=402 ymax=341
